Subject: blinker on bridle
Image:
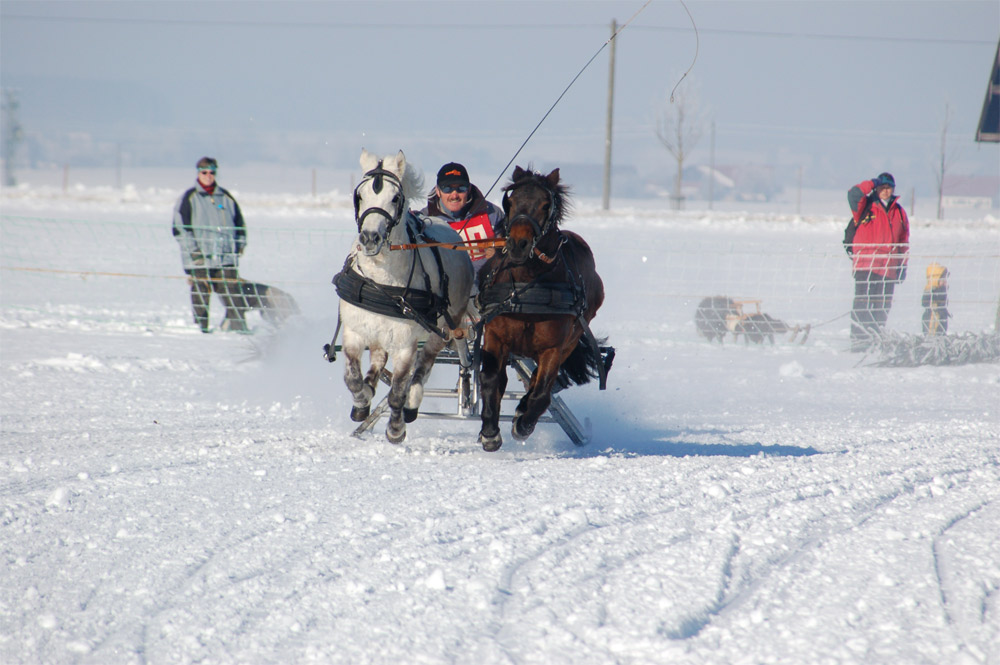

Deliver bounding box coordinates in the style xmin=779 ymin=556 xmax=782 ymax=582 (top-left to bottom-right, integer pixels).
xmin=354 ymin=159 xmax=405 ymax=233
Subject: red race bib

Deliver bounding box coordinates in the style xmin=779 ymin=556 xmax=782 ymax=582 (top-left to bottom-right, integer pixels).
xmin=449 ymin=213 xmax=495 ymax=261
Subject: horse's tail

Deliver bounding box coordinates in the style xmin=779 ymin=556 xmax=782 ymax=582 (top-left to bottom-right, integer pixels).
xmin=556 ymin=335 xmax=608 ymax=388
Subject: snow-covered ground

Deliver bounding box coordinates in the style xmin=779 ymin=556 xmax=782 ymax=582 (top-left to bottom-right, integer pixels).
xmin=2 ymin=177 xmax=999 ymax=664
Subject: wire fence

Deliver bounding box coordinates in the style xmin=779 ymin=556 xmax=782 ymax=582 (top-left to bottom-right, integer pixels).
xmin=2 ymin=212 xmax=998 ymax=345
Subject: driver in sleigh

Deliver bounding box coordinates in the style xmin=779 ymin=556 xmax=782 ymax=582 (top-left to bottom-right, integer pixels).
xmin=418 ymin=162 xmax=505 ymax=271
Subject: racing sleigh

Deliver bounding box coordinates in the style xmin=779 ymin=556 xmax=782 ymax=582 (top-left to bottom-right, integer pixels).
xmin=323 ymin=233 xmax=614 ymax=448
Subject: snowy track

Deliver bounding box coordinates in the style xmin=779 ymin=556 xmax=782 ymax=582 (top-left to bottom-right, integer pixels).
xmin=2 ymin=193 xmax=999 ymax=664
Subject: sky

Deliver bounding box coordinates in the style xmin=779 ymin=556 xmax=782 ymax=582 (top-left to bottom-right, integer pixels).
xmin=2 ymin=179 xmax=999 ymax=664
xmin=1 ymin=0 xmax=999 ymax=194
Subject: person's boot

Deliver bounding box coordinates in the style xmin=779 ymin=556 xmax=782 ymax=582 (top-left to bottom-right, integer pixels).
xmin=850 ymin=327 xmax=876 ymax=353
xmin=194 ymin=314 xmax=211 ymax=334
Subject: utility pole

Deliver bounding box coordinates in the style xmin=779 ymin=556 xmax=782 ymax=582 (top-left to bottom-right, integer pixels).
xmin=796 ymin=165 xmax=802 ymax=215
xmin=936 ymin=102 xmax=950 ymax=220
xmin=708 ymin=121 xmax=715 ymax=210
xmin=2 ymin=89 xmax=24 ymax=187
xmin=601 ymin=19 xmax=617 ymax=211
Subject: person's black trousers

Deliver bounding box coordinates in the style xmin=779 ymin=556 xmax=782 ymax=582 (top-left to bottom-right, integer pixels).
xmin=188 ymin=267 xmax=248 ymax=332
xmin=851 ymin=270 xmax=895 ymax=350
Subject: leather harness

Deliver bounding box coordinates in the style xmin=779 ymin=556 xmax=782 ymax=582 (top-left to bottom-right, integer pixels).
xmin=476 ymin=232 xmax=608 ymax=390
xmin=328 ymin=163 xmax=457 ymax=355
xmin=333 ymin=215 xmax=456 ymax=340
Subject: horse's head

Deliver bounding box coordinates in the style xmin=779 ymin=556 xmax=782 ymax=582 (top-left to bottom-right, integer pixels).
xmin=501 ymin=166 xmax=568 ymax=264
xmin=353 ymin=149 xmax=415 ymax=256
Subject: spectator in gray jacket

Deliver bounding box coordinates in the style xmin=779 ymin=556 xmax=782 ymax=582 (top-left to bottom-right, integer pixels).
xmin=171 ymin=157 xmax=249 ymax=333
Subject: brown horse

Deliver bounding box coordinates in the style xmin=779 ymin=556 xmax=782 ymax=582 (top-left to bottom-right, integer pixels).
xmin=475 ymin=166 xmax=607 ymax=451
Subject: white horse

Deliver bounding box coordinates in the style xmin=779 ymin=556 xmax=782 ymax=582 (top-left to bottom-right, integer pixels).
xmin=335 ymin=149 xmax=473 ymax=443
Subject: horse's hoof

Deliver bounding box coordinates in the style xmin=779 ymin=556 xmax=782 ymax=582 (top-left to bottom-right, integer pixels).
xmin=350 ymin=404 xmax=370 ymax=422
xmin=403 ymin=407 xmax=418 ymax=423
xmin=386 ymin=425 xmax=406 ymax=444
xmin=479 ymin=431 xmax=502 ymax=452
xmin=511 ymin=416 xmax=535 ymax=441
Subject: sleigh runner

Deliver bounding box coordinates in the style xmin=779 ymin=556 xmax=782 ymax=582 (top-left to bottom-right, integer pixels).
xmin=325 ymin=296 xmax=612 ymax=447
xmin=338 ymin=341 xmax=598 ymax=446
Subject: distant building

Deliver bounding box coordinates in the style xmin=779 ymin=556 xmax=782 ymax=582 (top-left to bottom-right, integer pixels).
xmin=675 ymin=164 xmax=779 ymax=203
xmin=535 ymin=162 xmax=641 ymax=199
xmin=942 ymin=175 xmax=1000 ymax=209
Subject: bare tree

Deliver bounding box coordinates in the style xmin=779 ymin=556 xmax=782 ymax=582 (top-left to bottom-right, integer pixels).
xmin=656 ymin=80 xmax=707 ymax=210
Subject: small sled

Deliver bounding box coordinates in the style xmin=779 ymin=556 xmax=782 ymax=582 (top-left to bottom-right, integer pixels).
xmin=695 ymin=296 xmax=810 ymax=345
xmin=238 ymin=279 xmax=300 ymax=326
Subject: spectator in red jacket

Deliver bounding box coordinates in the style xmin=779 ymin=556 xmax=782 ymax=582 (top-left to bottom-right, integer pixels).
xmin=844 ymin=172 xmax=910 ymax=351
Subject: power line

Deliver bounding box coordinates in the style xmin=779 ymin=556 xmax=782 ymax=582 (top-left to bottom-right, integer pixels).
xmin=2 ymin=13 xmax=993 ymax=46
xmin=630 ymin=24 xmax=990 ymax=46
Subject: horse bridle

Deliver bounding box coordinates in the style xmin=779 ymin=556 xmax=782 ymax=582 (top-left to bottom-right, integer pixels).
xmin=501 ymin=180 xmax=559 ymax=256
xmin=353 ymin=160 xmax=405 ymax=233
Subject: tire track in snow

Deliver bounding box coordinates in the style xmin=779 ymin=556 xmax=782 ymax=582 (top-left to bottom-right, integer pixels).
xmin=932 ymin=497 xmax=998 ymax=662
xmin=682 ymin=473 xmax=916 ymax=639
xmin=484 ymin=497 xmax=699 ymax=661
xmin=662 ymin=532 xmax=741 ymax=640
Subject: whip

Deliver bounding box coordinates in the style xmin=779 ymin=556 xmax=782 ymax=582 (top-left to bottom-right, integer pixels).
xmin=394 ymin=0 xmax=699 ymax=254
xmin=483 ymin=0 xmax=664 ymax=198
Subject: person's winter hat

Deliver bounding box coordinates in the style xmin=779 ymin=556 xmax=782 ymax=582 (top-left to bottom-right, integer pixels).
xmin=875 ymin=172 xmax=895 ymax=189
xmin=437 ymin=162 xmax=470 ymax=188
xmin=196 ymin=156 xmax=218 ymax=172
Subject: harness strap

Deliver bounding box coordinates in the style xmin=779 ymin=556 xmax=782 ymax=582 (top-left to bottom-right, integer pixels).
xmin=533 ymin=235 xmax=567 ymax=264
xmin=476 ymin=280 xmax=608 ymax=389
xmin=333 ymin=265 xmax=450 ymax=339
xmin=408 ymin=220 xmax=457 ymax=331
xmin=478 ymin=281 xmax=582 ymax=320
xmin=322 ymin=312 xmax=343 ymax=363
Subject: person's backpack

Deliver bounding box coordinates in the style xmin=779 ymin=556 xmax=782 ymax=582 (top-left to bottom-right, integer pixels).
xmin=843 ymin=196 xmax=874 ymax=256
xmin=842 ymin=217 xmax=856 ymax=256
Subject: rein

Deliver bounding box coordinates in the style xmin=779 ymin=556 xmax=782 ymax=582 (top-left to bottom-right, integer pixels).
xmin=389 ymin=237 xmax=505 ymax=252
xmin=388 ymin=236 xmax=557 ymax=264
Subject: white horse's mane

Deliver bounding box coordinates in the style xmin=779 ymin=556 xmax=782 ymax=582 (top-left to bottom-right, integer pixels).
xmin=398 ymin=162 xmax=425 ymax=209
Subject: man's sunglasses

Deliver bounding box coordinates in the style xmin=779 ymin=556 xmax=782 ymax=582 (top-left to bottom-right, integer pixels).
xmin=440 ymin=185 xmax=468 ymax=194
xmin=199 ymin=168 xmax=217 ymax=175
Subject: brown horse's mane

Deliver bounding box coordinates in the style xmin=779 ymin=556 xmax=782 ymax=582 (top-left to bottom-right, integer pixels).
xmin=502 ymin=166 xmax=572 ymax=227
